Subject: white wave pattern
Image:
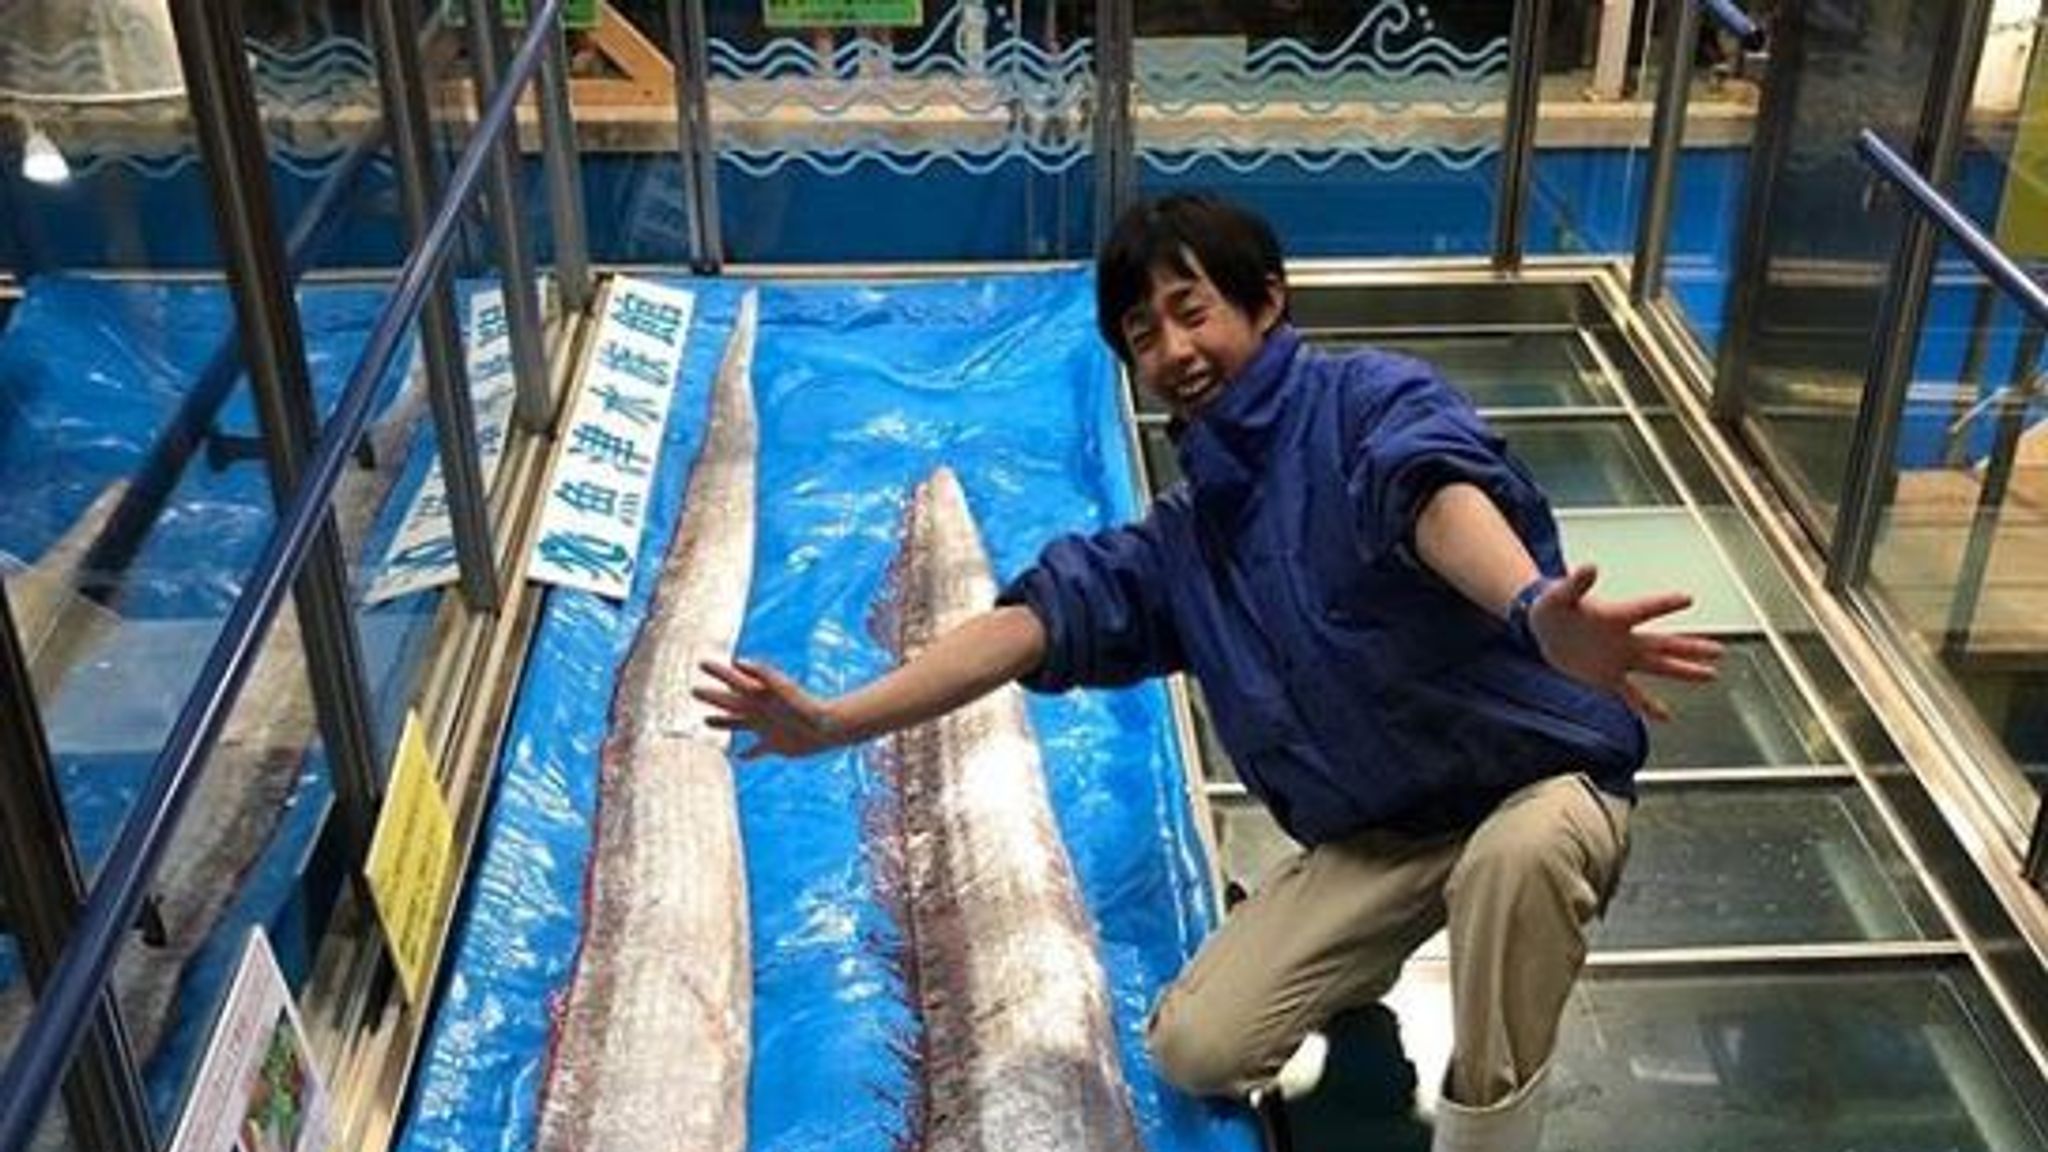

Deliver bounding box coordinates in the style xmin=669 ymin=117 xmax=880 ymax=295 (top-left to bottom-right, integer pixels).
xmin=0 ymin=2 xmax=182 ymax=101
xmin=71 ymin=144 xmax=395 ymax=183
xmin=712 ymin=0 xmax=1512 ymax=178
xmin=247 ymin=35 xmax=378 ymax=113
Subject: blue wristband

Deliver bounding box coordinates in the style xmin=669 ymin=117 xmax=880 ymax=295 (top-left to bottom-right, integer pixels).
xmin=1505 ymin=576 xmax=1552 ymax=657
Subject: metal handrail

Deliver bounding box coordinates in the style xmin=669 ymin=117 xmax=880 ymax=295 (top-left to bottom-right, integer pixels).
xmin=1702 ymin=0 xmax=1765 ymax=48
xmin=1856 ymin=129 xmax=2048 ymax=328
xmin=0 ymin=0 xmax=565 ymax=1144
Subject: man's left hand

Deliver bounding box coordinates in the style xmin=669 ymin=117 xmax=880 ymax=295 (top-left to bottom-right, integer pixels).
xmin=1528 ymin=564 xmax=1724 ymax=721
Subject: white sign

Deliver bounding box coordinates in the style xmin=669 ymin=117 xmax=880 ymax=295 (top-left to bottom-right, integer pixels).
xmin=367 ymin=287 xmax=523 ymax=604
xmin=527 ymin=278 xmax=696 ymax=600
xmin=168 ymin=931 xmax=330 ymax=1152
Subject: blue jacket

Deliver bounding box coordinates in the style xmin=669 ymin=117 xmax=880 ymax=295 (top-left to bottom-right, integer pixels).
xmin=997 ymin=325 xmax=1646 ymax=844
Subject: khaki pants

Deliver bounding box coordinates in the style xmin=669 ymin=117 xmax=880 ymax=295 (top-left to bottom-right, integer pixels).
xmin=1147 ymin=772 xmax=1632 ymax=1109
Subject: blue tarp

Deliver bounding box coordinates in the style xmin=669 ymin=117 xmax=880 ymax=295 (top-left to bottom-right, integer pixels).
xmin=0 ymin=276 xmax=441 ymax=1124
xmin=400 ymin=271 xmax=1254 ymax=1152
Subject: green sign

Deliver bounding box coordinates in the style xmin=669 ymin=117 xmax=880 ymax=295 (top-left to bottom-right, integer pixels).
xmin=763 ymin=0 xmax=923 ymax=29
xmin=465 ymin=0 xmax=601 ymax=30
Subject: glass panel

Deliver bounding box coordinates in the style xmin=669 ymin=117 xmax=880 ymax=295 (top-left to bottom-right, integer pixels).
xmin=1645 ymin=411 xmax=1727 ymax=502
xmin=1599 ymin=783 xmax=1945 ymax=949
xmin=1652 ymin=635 xmax=1839 ymax=768
xmin=1495 ymin=417 xmax=1681 ymax=507
xmin=243 ymin=2 xmax=400 ymax=273
xmin=569 ymin=4 xmax=690 ymax=264
xmin=1210 ymin=794 xmax=1298 ymax=890
xmin=1545 ymin=970 xmax=2048 ymax=1151
xmin=1130 ymin=1 xmax=1513 ymax=257
xmin=1557 ymin=509 xmax=1757 ymax=631
xmin=0 ymin=3 xmax=216 ymax=270
xmin=1138 ymin=420 xmax=1180 ymax=491
xmin=1868 ymin=285 xmax=2048 ymax=839
xmin=1737 ymin=0 xmax=1959 ymax=537
xmin=704 ymin=1 xmax=1091 ymax=262
xmin=1367 ymin=967 xmax=2048 ymax=1152
xmin=1366 ymin=330 xmax=1617 ymax=409
xmin=1184 ymin=677 xmax=1239 ymax=786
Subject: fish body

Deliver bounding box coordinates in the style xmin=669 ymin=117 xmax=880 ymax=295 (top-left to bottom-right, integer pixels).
xmin=536 ymin=292 xmax=759 ymax=1152
xmin=882 ymin=468 xmax=1141 ymax=1152
xmin=0 ymin=373 xmax=429 ymax=1084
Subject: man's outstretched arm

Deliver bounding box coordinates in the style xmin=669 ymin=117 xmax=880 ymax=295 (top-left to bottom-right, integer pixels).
xmin=1414 ymin=482 xmax=1724 ymax=719
xmin=693 ymin=604 xmax=1047 ymax=759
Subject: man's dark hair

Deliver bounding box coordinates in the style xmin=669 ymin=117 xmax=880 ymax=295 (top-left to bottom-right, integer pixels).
xmin=1096 ymin=194 xmax=1288 ymax=364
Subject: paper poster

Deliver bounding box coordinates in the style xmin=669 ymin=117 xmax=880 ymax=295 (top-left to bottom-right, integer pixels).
xmin=168 ymin=931 xmax=330 ymax=1152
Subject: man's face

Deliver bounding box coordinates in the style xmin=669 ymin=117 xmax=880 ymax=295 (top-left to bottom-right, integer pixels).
xmin=1119 ymin=252 xmax=1284 ymax=422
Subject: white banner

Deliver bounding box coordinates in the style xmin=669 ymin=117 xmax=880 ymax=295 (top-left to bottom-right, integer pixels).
xmin=366 ymin=288 xmax=522 ymax=604
xmin=527 ymin=278 xmax=697 ymax=600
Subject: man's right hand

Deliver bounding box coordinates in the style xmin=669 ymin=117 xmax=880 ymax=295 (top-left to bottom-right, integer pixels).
xmin=693 ymin=658 xmax=842 ymax=760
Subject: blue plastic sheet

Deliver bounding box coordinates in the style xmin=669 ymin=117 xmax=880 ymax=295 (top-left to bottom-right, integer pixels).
xmin=0 ymin=276 xmax=441 ymax=1123
xmin=400 ymin=271 xmax=1256 ymax=1152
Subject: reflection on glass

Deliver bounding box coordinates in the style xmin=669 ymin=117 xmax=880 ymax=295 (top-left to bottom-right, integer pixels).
xmin=1740 ymin=1 xmax=1957 ymax=536
xmin=1867 ymin=306 xmax=2048 ymax=835
xmin=703 ymin=1 xmax=1088 ymax=261
xmin=1558 ymin=510 xmax=1755 ymax=632
xmin=1365 ymin=331 xmax=1615 ymax=409
xmin=1545 ymin=970 xmax=2048 ymax=1152
xmin=1132 ymin=1 xmax=1511 ymax=256
xmin=1496 ymin=417 xmax=1680 ymax=507
xmin=1599 ymin=784 xmax=1943 ymax=948
xmin=1653 ymin=636 xmax=1837 ymax=767
xmin=1645 ymin=412 xmax=1728 ymax=503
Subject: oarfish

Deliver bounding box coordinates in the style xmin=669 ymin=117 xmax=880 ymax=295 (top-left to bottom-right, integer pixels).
xmin=4 ymin=479 xmax=126 ymax=697
xmin=0 ymin=368 xmax=430 ymax=1089
xmin=878 ymin=467 xmax=1141 ymax=1152
xmin=536 ymin=291 xmax=758 ymax=1152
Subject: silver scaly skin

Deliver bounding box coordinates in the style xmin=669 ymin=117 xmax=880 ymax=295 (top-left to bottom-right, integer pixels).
xmin=0 ymin=372 xmax=430 ymax=1121
xmin=537 ymin=291 xmax=758 ymax=1152
xmin=881 ymin=467 xmax=1143 ymax=1152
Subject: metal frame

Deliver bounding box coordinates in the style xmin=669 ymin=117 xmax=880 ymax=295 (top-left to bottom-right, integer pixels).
xmin=463 ymin=0 xmax=554 ymax=432
xmin=373 ymin=0 xmax=500 ymax=613
xmin=0 ymin=2 xmax=566 ymax=1144
xmin=536 ymin=15 xmax=591 ymax=313
xmin=0 ymin=592 xmax=152 ymax=1152
xmin=1492 ymin=0 xmax=1551 ymax=270
xmin=166 ymin=0 xmax=385 ymax=864
xmin=1829 ymin=0 xmax=1997 ymax=589
xmin=1711 ymin=0 xmax=1802 ymax=424
xmin=668 ymin=0 xmax=721 ymax=271
xmin=1091 ymin=0 xmax=1134 ymax=246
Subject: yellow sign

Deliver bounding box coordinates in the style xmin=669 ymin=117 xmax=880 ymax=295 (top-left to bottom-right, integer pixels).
xmin=364 ymin=711 xmax=456 ymax=1005
xmin=1995 ymin=34 xmax=2048 ymax=258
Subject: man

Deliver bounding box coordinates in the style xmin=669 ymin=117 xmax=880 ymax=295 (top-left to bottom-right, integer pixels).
xmin=695 ymin=194 xmax=1722 ymax=1152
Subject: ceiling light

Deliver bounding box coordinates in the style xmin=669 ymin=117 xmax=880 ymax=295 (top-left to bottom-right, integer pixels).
xmin=22 ymin=124 xmax=70 ymax=185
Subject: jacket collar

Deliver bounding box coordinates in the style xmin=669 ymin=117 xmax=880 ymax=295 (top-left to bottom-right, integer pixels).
xmin=1173 ymin=324 xmax=1304 ymax=500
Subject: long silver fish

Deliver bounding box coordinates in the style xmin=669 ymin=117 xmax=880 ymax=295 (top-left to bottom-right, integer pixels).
xmin=537 ymin=290 xmax=758 ymax=1152
xmin=0 ymin=369 xmax=431 ymax=1091
xmin=4 ymin=480 xmax=126 ymax=697
xmin=879 ymin=467 xmax=1142 ymax=1152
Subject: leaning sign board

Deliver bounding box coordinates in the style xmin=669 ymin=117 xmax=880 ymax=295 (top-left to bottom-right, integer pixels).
xmin=367 ymin=287 xmax=524 ymax=605
xmin=168 ymin=931 xmax=330 ymax=1152
xmin=527 ymin=278 xmax=696 ymax=599
xmin=763 ymin=0 xmax=923 ymax=28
